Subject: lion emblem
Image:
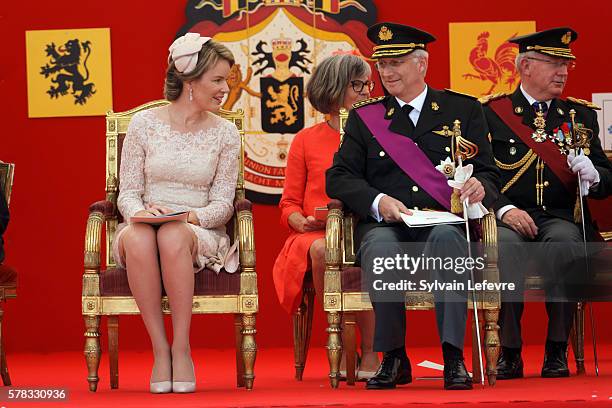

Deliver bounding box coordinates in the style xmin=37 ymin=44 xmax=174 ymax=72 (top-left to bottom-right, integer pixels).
xmin=40 ymin=39 xmax=96 ymax=105
xmin=265 ymin=84 xmax=300 ymax=126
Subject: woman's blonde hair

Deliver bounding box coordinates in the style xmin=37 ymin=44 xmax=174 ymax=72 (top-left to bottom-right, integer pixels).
xmin=164 ymin=39 xmax=235 ymax=101
xmin=306 ymin=54 xmax=371 ymax=114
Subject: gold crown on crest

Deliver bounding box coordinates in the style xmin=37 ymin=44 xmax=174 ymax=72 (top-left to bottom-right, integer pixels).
xmin=264 ymin=0 xmax=302 ymax=6
xmin=272 ymin=35 xmax=292 ymax=51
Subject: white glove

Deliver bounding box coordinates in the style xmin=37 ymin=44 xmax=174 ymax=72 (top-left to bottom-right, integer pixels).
xmin=447 ymin=163 xmax=488 ymax=219
xmin=567 ymin=151 xmax=600 ymax=196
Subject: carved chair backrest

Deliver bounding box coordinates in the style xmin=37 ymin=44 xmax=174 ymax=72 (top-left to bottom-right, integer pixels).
xmin=338 ymin=108 xmax=358 ymax=265
xmin=104 ymin=100 xmax=245 ymax=267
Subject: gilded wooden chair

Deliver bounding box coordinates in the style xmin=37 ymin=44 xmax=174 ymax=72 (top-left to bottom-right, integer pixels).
xmin=0 ymin=162 xmax=16 ymax=386
xmin=82 ymin=100 xmax=258 ymax=391
xmin=571 ymin=154 xmax=612 ymax=374
xmin=293 ymin=272 xmax=315 ymax=380
xmin=321 ymin=109 xmax=502 ymax=388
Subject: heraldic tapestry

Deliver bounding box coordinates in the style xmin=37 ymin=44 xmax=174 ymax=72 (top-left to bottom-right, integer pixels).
xmin=178 ymin=0 xmax=376 ymax=203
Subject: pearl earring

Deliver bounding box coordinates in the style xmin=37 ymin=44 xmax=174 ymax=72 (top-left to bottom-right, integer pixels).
xmin=189 ymin=84 xmax=193 ymax=102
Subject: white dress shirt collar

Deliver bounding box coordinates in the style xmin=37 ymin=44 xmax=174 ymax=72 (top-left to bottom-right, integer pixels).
xmin=520 ymin=84 xmax=551 ymax=109
xmin=395 ymin=84 xmax=428 ymax=113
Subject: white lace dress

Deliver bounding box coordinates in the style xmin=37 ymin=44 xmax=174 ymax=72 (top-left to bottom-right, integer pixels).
xmin=113 ymin=108 xmax=240 ymax=273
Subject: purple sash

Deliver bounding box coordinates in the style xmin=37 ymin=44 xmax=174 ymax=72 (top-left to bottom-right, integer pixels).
xmin=356 ymin=103 xmax=452 ymax=210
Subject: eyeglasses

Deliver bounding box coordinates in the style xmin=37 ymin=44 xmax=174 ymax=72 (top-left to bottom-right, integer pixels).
xmin=351 ymin=79 xmax=375 ymax=93
xmin=526 ymin=57 xmax=576 ymax=71
xmin=374 ymin=59 xmax=409 ymax=71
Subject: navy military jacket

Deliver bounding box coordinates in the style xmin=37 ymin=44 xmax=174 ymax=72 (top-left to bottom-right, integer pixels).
xmin=483 ymin=87 xmax=612 ymax=233
xmin=326 ymin=87 xmax=500 ymax=245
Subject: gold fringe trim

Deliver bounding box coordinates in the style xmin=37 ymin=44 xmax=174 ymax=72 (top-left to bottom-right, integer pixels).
xmin=495 ymin=149 xmax=534 ymax=170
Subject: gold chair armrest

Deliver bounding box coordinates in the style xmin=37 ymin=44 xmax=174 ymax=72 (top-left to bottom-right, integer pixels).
xmin=84 ymin=200 xmax=114 ymax=275
xmin=481 ymin=209 xmax=498 ymax=264
xmin=83 ymin=200 xmax=114 ymax=305
xmin=324 ymin=200 xmax=344 ymax=310
xmin=235 ymin=198 xmax=256 ymax=294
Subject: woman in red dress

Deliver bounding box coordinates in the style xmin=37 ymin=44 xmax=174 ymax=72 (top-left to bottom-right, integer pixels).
xmin=273 ymin=54 xmax=379 ymax=378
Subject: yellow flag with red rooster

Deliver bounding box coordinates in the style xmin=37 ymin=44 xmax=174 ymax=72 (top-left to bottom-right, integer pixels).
xmin=449 ymin=21 xmax=535 ymax=96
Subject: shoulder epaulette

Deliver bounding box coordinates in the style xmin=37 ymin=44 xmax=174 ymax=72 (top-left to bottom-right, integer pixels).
xmin=566 ymin=97 xmax=601 ymax=110
xmin=352 ymin=96 xmax=385 ymax=109
xmin=478 ymin=92 xmax=509 ymax=105
xmin=444 ymin=88 xmax=477 ymax=100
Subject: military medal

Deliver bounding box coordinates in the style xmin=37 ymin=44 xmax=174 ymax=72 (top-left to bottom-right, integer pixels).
xmin=531 ymin=110 xmax=548 ymax=142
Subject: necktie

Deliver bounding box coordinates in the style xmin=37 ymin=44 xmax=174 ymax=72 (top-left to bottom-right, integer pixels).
xmin=532 ymin=101 xmax=548 ymax=116
xmin=402 ymin=104 xmax=415 ymax=133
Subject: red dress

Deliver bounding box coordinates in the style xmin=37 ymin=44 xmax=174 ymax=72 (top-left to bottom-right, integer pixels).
xmin=273 ymin=122 xmax=340 ymax=313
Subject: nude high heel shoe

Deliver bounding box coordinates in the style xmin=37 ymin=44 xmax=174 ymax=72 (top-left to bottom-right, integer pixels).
xmin=172 ymin=358 xmax=196 ymax=393
xmin=150 ymin=357 xmax=172 ymax=393
xmin=150 ymin=380 xmax=172 ymax=394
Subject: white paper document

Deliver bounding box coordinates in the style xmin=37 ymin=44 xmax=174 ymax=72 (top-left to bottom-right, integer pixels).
xmin=400 ymin=210 xmax=464 ymax=227
xmin=417 ymin=360 xmax=444 ymax=371
xmin=416 ymin=360 xmax=472 ymax=380
xmin=130 ymin=211 xmax=189 ymax=225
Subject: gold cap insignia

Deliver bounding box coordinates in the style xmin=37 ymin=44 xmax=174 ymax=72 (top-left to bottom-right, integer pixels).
xmin=431 ymin=102 xmax=439 ymax=111
xmin=561 ymin=31 xmax=572 ymax=45
xmin=378 ymin=26 xmax=393 ymax=41
xmin=514 ymin=106 xmax=524 ymax=114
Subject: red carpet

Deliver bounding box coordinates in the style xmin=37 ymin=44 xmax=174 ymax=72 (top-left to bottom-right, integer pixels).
xmin=3 ymin=345 xmax=612 ymax=407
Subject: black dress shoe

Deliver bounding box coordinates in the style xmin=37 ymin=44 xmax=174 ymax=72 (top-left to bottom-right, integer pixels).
xmin=444 ymin=359 xmax=473 ymax=390
xmin=366 ymin=353 xmax=412 ymax=390
xmin=541 ymin=341 xmax=570 ymax=378
xmin=497 ymin=348 xmax=524 ymax=380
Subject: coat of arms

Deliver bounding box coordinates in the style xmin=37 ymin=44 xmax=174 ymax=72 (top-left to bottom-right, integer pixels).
xmin=40 ymin=39 xmax=96 ymax=105
xmin=178 ymin=0 xmax=376 ymax=203
xmin=449 ymin=21 xmax=535 ymax=98
xmin=463 ymin=32 xmax=519 ymax=95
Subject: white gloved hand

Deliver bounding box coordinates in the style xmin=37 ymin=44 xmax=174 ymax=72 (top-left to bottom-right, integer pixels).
xmin=447 ymin=163 xmax=488 ymax=219
xmin=567 ymin=151 xmax=600 ymax=196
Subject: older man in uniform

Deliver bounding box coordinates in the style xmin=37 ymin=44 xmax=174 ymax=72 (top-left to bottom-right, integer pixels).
xmin=326 ymin=22 xmax=500 ymax=390
xmin=481 ymin=27 xmax=612 ymax=379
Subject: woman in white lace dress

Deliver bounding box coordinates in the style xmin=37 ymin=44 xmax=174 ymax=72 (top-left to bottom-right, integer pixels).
xmin=113 ymin=33 xmax=240 ymax=393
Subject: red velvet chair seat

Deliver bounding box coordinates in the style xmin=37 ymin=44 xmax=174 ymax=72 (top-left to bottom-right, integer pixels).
xmin=100 ymin=267 xmax=241 ymax=296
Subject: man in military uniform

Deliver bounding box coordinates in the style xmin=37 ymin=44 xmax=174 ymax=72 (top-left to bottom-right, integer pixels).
xmin=326 ymin=23 xmax=500 ymax=390
xmin=481 ymin=27 xmax=612 ymax=379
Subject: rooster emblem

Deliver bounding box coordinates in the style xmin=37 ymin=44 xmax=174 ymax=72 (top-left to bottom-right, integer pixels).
xmin=463 ymin=32 xmax=519 ymax=95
